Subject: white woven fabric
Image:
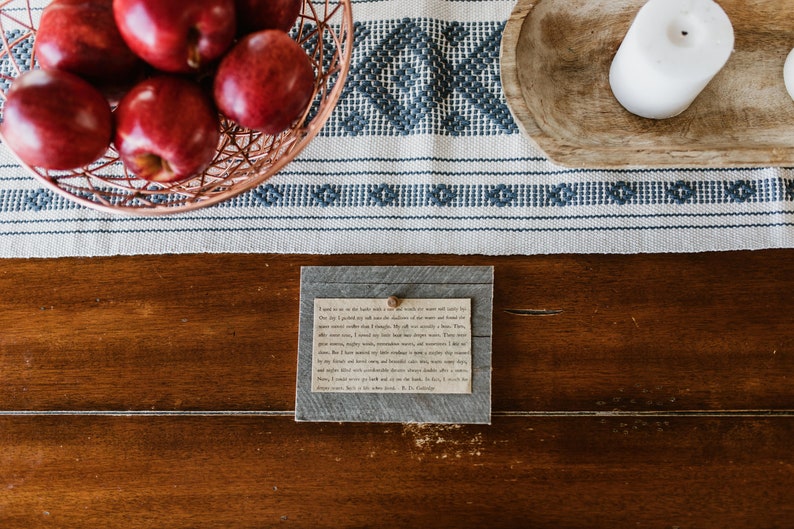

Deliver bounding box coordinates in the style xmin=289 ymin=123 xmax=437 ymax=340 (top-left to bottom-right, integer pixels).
xmin=2 ymin=0 xmax=794 ymax=258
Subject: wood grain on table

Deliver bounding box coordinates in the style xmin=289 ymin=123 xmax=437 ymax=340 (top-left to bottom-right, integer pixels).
xmin=1 ymin=252 xmax=792 ymax=528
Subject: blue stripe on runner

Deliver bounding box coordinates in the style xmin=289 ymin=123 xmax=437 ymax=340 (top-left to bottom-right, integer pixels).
xmin=2 ymin=179 xmax=793 ymax=212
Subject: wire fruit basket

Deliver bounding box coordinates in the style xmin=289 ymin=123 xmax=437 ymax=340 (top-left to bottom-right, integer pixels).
xmin=0 ymin=0 xmax=353 ymax=215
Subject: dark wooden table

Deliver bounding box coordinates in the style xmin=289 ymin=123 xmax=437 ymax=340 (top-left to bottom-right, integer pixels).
xmin=1 ymin=251 xmax=792 ymax=528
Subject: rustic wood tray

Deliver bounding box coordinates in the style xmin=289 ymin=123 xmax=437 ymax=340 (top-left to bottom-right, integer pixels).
xmin=500 ymin=0 xmax=794 ymax=168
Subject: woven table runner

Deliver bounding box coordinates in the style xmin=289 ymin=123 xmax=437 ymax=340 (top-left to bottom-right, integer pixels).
xmin=2 ymin=0 xmax=793 ymax=258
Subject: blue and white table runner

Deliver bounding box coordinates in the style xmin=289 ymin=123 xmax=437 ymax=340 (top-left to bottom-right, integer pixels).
xmin=2 ymin=0 xmax=793 ymax=258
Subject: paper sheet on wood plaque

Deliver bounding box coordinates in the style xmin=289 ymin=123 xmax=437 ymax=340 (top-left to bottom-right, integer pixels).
xmin=311 ymin=298 xmax=472 ymax=394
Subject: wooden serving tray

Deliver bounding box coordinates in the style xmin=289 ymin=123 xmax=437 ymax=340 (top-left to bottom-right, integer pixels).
xmin=500 ymin=0 xmax=794 ymax=168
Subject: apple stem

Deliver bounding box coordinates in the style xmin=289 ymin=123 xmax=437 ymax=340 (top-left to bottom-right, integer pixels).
xmin=187 ymin=27 xmax=202 ymax=70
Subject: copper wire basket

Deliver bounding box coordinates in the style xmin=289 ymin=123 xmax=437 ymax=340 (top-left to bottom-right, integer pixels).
xmin=0 ymin=0 xmax=353 ymax=215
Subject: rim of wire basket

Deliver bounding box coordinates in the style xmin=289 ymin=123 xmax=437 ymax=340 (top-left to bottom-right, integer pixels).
xmin=0 ymin=0 xmax=353 ymax=215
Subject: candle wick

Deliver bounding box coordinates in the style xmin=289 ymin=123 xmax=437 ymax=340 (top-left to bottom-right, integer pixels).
xmin=681 ymin=30 xmax=689 ymax=36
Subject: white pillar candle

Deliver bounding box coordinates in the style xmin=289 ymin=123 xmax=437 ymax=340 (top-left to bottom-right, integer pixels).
xmin=784 ymin=48 xmax=794 ymax=101
xmin=609 ymin=0 xmax=734 ymax=119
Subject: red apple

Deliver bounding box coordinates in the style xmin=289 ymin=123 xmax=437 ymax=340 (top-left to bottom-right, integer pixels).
xmin=0 ymin=69 xmax=112 ymax=170
xmin=213 ymin=29 xmax=315 ymax=134
xmin=114 ymin=76 xmax=220 ymax=183
xmin=235 ymin=0 xmax=302 ymax=34
xmin=112 ymin=0 xmax=236 ymax=73
xmin=35 ymin=0 xmax=145 ymax=101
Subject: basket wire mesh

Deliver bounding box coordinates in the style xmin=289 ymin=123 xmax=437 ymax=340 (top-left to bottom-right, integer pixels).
xmin=0 ymin=0 xmax=353 ymax=215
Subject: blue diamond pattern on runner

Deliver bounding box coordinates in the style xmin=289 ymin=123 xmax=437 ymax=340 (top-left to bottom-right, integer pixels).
xmin=312 ymin=184 xmax=340 ymax=207
xmin=609 ymin=182 xmax=637 ymax=205
xmin=146 ymin=192 xmax=177 ymax=205
xmin=3 ymin=177 xmax=794 ymax=213
xmin=547 ymin=183 xmax=576 ymax=206
xmin=326 ymin=19 xmax=517 ymax=137
xmin=370 ymin=184 xmax=398 ymax=206
xmin=666 ymin=181 xmax=695 ymax=204
xmin=351 ymin=18 xmax=452 ymax=135
xmin=451 ymin=23 xmax=516 ymax=135
xmin=252 ymin=184 xmax=284 ymax=207
xmin=429 ymin=184 xmax=457 ymax=206
xmin=726 ymin=180 xmax=757 ymax=203
xmin=24 ymin=189 xmax=52 ymax=211
xmin=487 ymin=184 xmax=517 ymax=207
xmin=342 ymin=111 xmax=368 ymax=135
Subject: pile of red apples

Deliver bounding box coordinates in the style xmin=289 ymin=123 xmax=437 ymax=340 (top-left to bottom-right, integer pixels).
xmin=0 ymin=0 xmax=314 ymax=183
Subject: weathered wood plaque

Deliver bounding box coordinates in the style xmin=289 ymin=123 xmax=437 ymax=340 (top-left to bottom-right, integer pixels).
xmin=296 ymin=266 xmax=493 ymax=424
